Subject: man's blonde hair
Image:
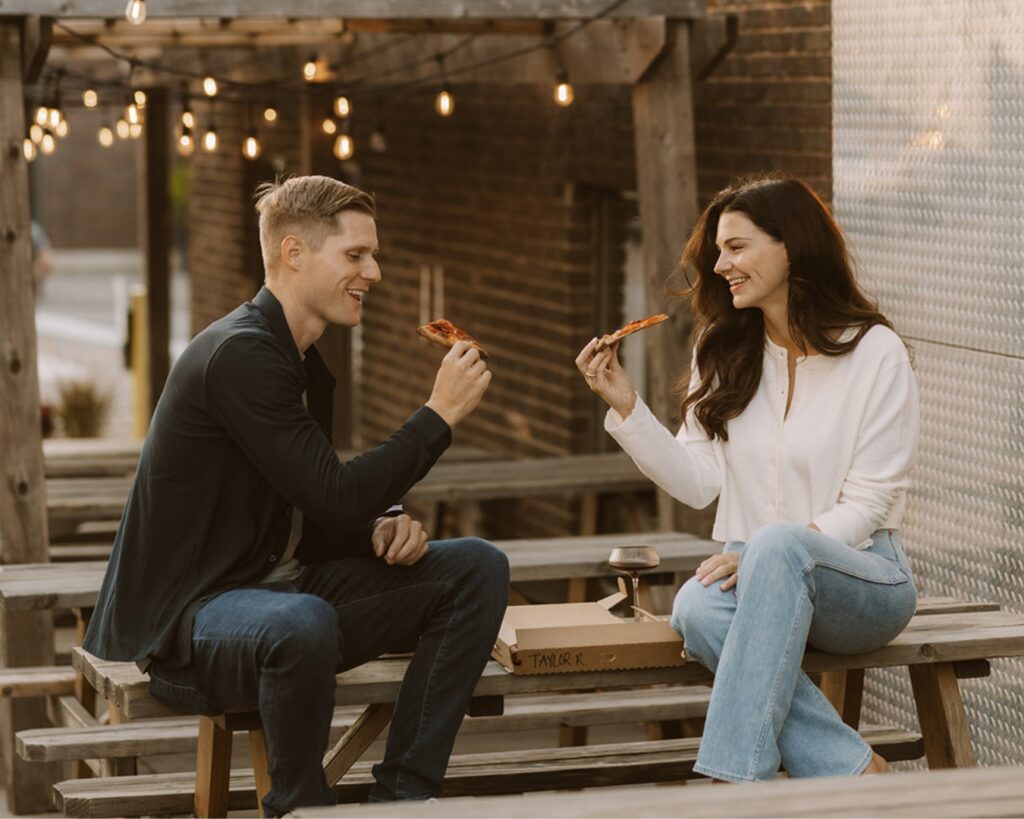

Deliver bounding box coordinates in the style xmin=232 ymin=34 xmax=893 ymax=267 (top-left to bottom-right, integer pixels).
xmin=254 ymin=175 xmax=376 ymax=272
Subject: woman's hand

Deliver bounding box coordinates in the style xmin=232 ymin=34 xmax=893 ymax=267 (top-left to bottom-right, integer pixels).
xmin=695 ymin=552 xmax=740 ymax=591
xmin=575 ymin=338 xmax=638 ymax=418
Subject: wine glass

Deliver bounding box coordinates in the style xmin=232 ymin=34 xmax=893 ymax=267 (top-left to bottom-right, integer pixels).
xmin=608 ymin=545 xmax=661 ymax=622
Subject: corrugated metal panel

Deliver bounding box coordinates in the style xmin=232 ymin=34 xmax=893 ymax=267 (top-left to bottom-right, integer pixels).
xmin=834 ymin=0 xmax=1024 ymax=765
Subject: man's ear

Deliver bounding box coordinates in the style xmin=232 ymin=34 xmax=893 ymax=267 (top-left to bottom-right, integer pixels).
xmin=280 ymin=234 xmax=303 ymax=273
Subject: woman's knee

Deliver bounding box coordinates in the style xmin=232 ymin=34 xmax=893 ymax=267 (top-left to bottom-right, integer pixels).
xmin=671 ymin=577 xmax=730 ymax=649
xmin=744 ymin=522 xmax=811 ymax=568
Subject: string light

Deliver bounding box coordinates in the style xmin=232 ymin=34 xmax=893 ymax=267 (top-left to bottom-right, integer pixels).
xmin=83 ymin=88 xmax=98 ymax=108
xmin=263 ymin=106 xmax=278 ymax=124
xmin=23 ymin=137 xmax=37 ymax=162
xmin=242 ymin=128 xmax=261 ymax=160
xmin=129 ymin=122 xmax=143 ymax=139
xmin=434 ymin=56 xmax=454 ymax=117
xmin=334 ymin=95 xmax=351 ymax=118
xmin=98 ymin=124 xmax=115 ymax=147
xmin=435 ymin=88 xmax=454 ymax=117
xmin=55 ymin=118 xmax=69 ymax=138
xmin=125 ymin=0 xmax=146 ymax=25
xmin=322 ymin=117 xmax=337 ymax=135
xmin=47 ymin=106 xmax=61 ymax=129
xmin=553 ymin=68 xmax=574 ymax=106
xmin=29 ymin=123 xmax=44 ymax=143
xmin=134 ymin=89 xmax=147 ymax=107
xmin=177 ymin=126 xmax=195 ymax=157
xmin=40 ymin=130 xmax=56 ymax=155
xmin=116 ymin=118 xmax=131 ymax=139
xmin=202 ymin=123 xmax=218 ymax=152
xmin=333 ymin=133 xmax=354 ymax=160
xmin=181 ymin=105 xmax=194 ymax=129
xmin=202 ymin=75 xmax=218 ymax=97
xmin=303 ymin=53 xmax=319 ymax=82
xmin=126 ymin=97 xmax=141 ymax=125
xmin=34 ymin=106 xmax=48 ymax=126
xmin=369 ymin=127 xmax=387 ymax=154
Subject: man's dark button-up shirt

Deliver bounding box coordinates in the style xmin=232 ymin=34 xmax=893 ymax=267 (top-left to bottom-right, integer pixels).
xmin=83 ymin=287 xmax=451 ymax=668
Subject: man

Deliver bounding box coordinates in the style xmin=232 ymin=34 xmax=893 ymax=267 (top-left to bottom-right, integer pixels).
xmin=83 ymin=176 xmax=510 ymax=814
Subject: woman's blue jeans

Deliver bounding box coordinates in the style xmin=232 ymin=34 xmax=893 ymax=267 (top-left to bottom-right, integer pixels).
xmin=671 ymin=523 xmax=917 ymax=783
xmin=147 ymin=537 xmax=509 ymax=815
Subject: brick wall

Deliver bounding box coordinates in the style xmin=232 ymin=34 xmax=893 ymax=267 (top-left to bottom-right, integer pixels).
xmin=696 ymin=0 xmax=833 ymax=203
xmin=33 ymin=105 xmax=139 ymax=248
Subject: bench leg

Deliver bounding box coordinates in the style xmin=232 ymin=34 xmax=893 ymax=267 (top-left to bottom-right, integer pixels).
xmin=249 ymin=727 xmax=273 ymax=818
xmin=819 ymin=669 xmax=865 ymax=728
xmin=195 ymin=716 xmax=233 ymax=818
xmin=558 ymin=724 xmax=588 ymax=746
xmin=909 ymin=663 xmax=976 ymax=768
xmin=323 ymin=703 xmax=394 ymax=786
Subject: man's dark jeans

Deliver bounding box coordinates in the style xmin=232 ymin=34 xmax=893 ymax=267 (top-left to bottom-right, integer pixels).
xmin=147 ymin=537 xmax=510 ymax=816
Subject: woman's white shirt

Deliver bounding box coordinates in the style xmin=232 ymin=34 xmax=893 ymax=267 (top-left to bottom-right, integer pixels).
xmin=605 ymin=325 xmax=919 ymax=549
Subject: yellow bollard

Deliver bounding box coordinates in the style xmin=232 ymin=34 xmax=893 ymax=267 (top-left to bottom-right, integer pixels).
xmin=130 ymin=287 xmax=150 ymax=439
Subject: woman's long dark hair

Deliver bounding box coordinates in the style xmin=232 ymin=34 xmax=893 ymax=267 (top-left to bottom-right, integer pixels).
xmin=676 ymin=173 xmax=892 ymax=442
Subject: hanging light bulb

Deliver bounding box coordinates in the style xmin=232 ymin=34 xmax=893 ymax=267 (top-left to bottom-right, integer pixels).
xmin=553 ymin=69 xmax=574 ymax=107
xmin=47 ymin=106 xmax=61 ymax=129
xmin=263 ymin=106 xmax=278 ymax=124
xmin=29 ymin=123 xmax=44 ymax=143
xmin=129 ymin=122 xmax=143 ymax=139
xmin=134 ymin=89 xmax=147 ymax=107
xmin=83 ymin=89 xmax=99 ymax=108
xmin=116 ymin=118 xmax=131 ymax=139
xmin=202 ymin=125 xmax=218 ymax=152
xmin=98 ymin=125 xmax=115 ymax=147
xmin=177 ymin=126 xmax=195 ymax=157
xmin=322 ymin=117 xmax=337 ymax=135
xmin=202 ymin=76 xmax=218 ymax=97
xmin=332 ymin=133 xmax=354 ymax=160
xmin=181 ymin=105 xmax=194 ymax=129
xmin=369 ymin=127 xmax=387 ymax=154
xmin=242 ymin=128 xmax=261 ymax=160
xmin=434 ymin=88 xmax=454 ymax=117
xmin=126 ymin=101 xmax=141 ymax=125
xmin=34 ymin=106 xmax=49 ymax=126
xmin=23 ymin=137 xmax=37 ymax=162
xmin=303 ymin=54 xmax=319 ymax=82
xmin=40 ymin=130 xmax=56 ymax=155
xmin=334 ymin=95 xmax=351 ymax=118
xmin=125 ymin=0 xmax=146 ymax=25
xmin=55 ymin=118 xmax=69 ymax=138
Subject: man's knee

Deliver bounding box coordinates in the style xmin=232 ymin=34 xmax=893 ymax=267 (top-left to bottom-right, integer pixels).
xmin=435 ymin=537 xmax=510 ymax=588
xmin=262 ymin=594 xmax=338 ymax=664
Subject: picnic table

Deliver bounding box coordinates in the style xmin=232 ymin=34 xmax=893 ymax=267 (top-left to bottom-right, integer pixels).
xmin=45 ymin=452 xmax=653 ymax=539
xmin=295 ymin=763 xmax=1024 ymax=818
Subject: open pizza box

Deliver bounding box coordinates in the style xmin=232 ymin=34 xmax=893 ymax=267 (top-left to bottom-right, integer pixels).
xmin=492 ymin=590 xmax=686 ymax=675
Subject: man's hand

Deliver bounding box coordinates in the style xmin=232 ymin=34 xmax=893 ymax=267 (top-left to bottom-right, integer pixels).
xmin=372 ymin=514 xmax=429 ymax=566
xmin=695 ymin=552 xmax=741 ymax=591
xmin=425 ymin=341 xmax=492 ymax=428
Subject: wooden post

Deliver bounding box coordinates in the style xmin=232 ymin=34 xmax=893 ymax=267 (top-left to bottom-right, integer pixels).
xmin=142 ymin=85 xmax=171 ymax=417
xmin=0 ymin=18 xmax=60 ymax=813
xmin=631 ymin=20 xmax=700 ymax=533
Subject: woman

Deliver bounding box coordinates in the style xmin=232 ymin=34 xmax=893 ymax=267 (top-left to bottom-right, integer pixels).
xmin=576 ymin=174 xmax=919 ymax=782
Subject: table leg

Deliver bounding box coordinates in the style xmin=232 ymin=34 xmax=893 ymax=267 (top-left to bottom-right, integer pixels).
xmin=194 ymin=716 xmax=233 ymax=818
xmin=819 ymin=669 xmax=864 ymax=728
xmin=909 ymin=662 xmax=977 ymax=768
xmin=323 ymin=702 xmax=394 ymax=786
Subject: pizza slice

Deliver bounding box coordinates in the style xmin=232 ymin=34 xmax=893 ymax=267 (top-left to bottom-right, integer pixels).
xmin=594 ymin=313 xmax=670 ymax=352
xmin=416 ymin=319 xmax=490 ymax=359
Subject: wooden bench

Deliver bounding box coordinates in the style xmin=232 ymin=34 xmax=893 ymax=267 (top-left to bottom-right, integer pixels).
xmin=292 ymin=763 xmax=1024 ymax=818
xmin=58 ymin=603 xmax=1024 ymax=817
xmin=53 ymin=724 xmax=924 ymax=818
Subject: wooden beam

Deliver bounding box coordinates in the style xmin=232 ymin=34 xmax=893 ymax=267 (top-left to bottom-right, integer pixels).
xmin=142 ymin=85 xmax=172 ymax=414
xmin=0 ymin=1 xmax=705 ymax=20
xmin=631 ymin=20 xmax=699 ymax=532
xmin=20 ymin=16 xmax=52 ymax=84
xmin=0 ymin=21 xmax=61 ymax=813
xmin=690 ymin=11 xmax=737 ymax=81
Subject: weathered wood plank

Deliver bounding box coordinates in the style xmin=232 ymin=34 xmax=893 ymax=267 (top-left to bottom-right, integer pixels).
xmin=291 ymin=764 xmax=1024 ymax=817
xmin=322 ymin=702 xmax=394 ymax=786
xmin=0 ymin=17 xmax=61 ymax=813
xmin=0 ymin=1 xmax=706 ymax=20
xmin=54 ymin=725 xmax=920 ymax=818
xmin=0 ymin=665 xmax=75 ymax=697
